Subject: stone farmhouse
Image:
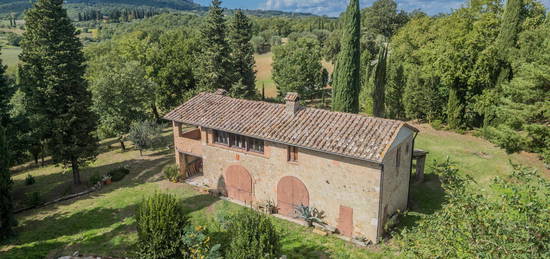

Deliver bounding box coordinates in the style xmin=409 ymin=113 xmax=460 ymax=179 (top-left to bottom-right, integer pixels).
xmin=164 ymin=89 xmax=418 ymax=242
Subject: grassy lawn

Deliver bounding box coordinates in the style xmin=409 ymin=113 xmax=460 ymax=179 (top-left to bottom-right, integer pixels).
xmin=1 ymin=132 xmax=385 ymax=259
xmin=0 ymin=46 xmax=21 ymax=69
xmin=2 ymin=123 xmax=547 ymax=258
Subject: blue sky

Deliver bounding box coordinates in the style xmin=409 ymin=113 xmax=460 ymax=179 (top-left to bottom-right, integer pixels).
xmin=193 ymin=0 xmax=550 ymax=17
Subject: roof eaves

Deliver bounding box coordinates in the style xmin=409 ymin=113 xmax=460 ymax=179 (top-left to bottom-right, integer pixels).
xmin=165 ymin=117 xmax=384 ymax=167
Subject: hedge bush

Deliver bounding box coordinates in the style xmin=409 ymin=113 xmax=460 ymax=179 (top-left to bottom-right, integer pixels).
xmin=226 ymin=209 xmax=281 ymax=259
xmin=135 ymin=193 xmax=188 ymax=259
xmin=108 ymin=167 xmax=129 ymax=182
xmin=393 ymin=159 xmax=550 ymax=258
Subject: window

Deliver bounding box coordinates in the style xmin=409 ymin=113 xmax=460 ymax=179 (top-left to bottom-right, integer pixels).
xmin=232 ymin=134 xmax=247 ymax=150
xmin=288 ymin=146 xmax=298 ymax=162
xmin=214 ymin=130 xmax=229 ymax=146
xmin=213 ymin=130 xmax=264 ymax=154
xmin=248 ymin=138 xmax=264 ymax=153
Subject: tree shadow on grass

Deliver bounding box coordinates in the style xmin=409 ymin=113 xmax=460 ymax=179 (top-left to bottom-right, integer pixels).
xmin=180 ymin=194 xmax=220 ymax=215
xmin=11 ymin=147 xmax=175 ymax=213
xmin=1 ymin=206 xmax=136 ymax=258
xmin=395 ymin=173 xmax=446 ymax=232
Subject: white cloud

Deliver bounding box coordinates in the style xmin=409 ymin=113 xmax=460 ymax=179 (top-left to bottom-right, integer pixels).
xmin=260 ymin=0 xmax=476 ymax=16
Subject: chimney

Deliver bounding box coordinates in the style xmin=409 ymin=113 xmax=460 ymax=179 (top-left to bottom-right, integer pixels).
xmin=214 ymin=89 xmax=228 ymax=96
xmin=284 ymin=92 xmax=300 ymax=116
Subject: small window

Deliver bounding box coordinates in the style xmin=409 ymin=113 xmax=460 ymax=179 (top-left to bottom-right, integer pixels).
xmin=214 ymin=130 xmax=229 ymax=146
xmin=405 ymin=143 xmax=410 ymax=155
xmin=248 ymin=138 xmax=264 ymax=153
xmin=232 ymin=134 xmax=247 ymax=150
xmin=288 ymin=146 xmax=298 ymax=162
xmin=396 ymin=147 xmax=401 ymax=168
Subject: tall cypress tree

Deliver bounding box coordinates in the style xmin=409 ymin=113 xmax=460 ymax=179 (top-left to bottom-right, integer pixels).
xmin=447 ymin=81 xmax=465 ymax=129
xmin=372 ymin=43 xmax=387 ymax=117
xmin=494 ymin=0 xmax=523 ymax=85
xmin=0 ymin=125 xmax=16 ymax=241
xmin=386 ymin=64 xmax=405 ymax=119
xmin=197 ymin=0 xmax=234 ymax=91
xmin=0 ymin=48 xmax=9 ymax=125
xmin=20 ymin=0 xmax=98 ymax=185
xmin=332 ymin=0 xmax=361 ymax=113
xmin=228 ymin=9 xmax=256 ymax=99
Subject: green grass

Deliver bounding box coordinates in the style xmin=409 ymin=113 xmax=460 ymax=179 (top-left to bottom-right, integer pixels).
xmin=1 ymin=134 xmax=383 ymax=258
xmin=1 ymin=124 xmax=547 ymax=258
xmin=0 ymin=46 xmax=21 ymax=71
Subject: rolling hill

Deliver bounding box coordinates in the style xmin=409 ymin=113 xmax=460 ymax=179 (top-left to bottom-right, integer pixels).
xmin=0 ymin=0 xmax=200 ymax=18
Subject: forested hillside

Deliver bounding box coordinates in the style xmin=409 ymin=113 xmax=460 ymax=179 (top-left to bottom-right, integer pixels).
xmin=0 ymin=0 xmax=199 ymax=18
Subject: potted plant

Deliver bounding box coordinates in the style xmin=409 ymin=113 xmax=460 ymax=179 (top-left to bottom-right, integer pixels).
xmin=257 ymin=200 xmax=277 ymax=214
xmin=102 ymin=174 xmax=112 ymax=185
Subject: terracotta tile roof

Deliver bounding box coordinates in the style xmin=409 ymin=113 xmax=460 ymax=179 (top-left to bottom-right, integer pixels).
xmin=164 ymin=92 xmax=418 ymax=163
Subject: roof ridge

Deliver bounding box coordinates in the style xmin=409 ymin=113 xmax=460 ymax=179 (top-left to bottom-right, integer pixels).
xmin=201 ymin=92 xmax=410 ymax=126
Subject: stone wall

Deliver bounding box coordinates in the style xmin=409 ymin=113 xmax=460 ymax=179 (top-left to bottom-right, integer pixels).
xmin=379 ymin=134 xmax=414 ymax=236
xmin=171 ymin=124 xmax=413 ymax=242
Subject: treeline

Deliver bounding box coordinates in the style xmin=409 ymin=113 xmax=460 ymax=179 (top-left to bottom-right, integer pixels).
xmin=76 ymin=7 xmax=166 ymax=22
xmin=382 ymin=0 xmax=549 ymax=163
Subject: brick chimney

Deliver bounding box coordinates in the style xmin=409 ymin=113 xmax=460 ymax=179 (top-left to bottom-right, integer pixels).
xmin=214 ymin=89 xmax=228 ymax=95
xmin=284 ymin=92 xmax=300 ymax=116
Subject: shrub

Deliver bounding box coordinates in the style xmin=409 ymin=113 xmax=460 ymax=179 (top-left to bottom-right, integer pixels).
xmin=108 ymin=167 xmax=130 ymax=182
xmin=136 ymin=193 xmax=188 ymax=259
xmin=164 ymin=165 xmax=180 ymax=183
xmin=89 ymin=173 xmax=102 ymax=185
xmin=181 ymin=225 xmax=222 ymax=259
xmin=226 ymin=209 xmax=281 ymax=259
xmin=26 ymin=192 xmax=42 ymax=207
xmin=482 ymin=126 xmax=525 ymax=153
xmin=24 ymin=174 xmax=35 ymax=185
xmin=430 ymin=119 xmax=444 ymax=130
xmin=393 ymin=159 xmax=550 ymax=258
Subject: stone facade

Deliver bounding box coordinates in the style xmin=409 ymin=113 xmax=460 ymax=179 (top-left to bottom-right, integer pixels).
xmin=172 ymin=124 xmax=415 ymax=243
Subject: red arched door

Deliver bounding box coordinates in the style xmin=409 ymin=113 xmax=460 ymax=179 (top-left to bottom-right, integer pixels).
xmin=225 ymin=165 xmax=253 ymax=204
xmin=277 ymin=176 xmax=309 ymax=217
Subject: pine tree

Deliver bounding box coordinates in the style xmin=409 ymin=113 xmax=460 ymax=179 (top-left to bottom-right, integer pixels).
xmin=332 ymin=0 xmax=361 ymax=113
xmin=228 ymin=9 xmax=256 ymax=99
xmin=20 ymin=0 xmax=98 ymax=185
xmin=0 ymin=125 xmax=16 ymax=241
xmin=372 ymin=43 xmax=388 ymax=117
xmin=197 ymin=0 xmax=234 ymax=91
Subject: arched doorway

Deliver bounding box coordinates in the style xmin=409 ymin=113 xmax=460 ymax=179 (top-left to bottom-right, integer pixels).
xmin=277 ymin=176 xmax=309 ymax=217
xmin=225 ymin=165 xmax=253 ymax=204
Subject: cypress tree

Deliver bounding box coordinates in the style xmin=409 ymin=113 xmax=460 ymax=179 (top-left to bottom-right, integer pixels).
xmin=20 ymin=0 xmax=98 ymax=185
xmin=372 ymin=43 xmax=388 ymax=117
xmin=0 ymin=125 xmax=16 ymax=241
xmin=386 ymin=63 xmax=405 ymax=119
xmin=494 ymin=0 xmax=523 ymax=86
xmin=447 ymin=81 xmax=465 ymax=129
xmin=332 ymin=0 xmax=361 ymax=113
xmin=0 ymin=49 xmax=9 ymax=125
xmin=197 ymin=0 xmax=234 ymax=91
xmin=228 ymin=9 xmax=256 ymax=99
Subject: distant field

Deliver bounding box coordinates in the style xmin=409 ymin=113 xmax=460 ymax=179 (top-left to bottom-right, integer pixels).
xmin=254 ymin=52 xmax=334 ymax=99
xmin=0 ymin=46 xmax=21 ymax=69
